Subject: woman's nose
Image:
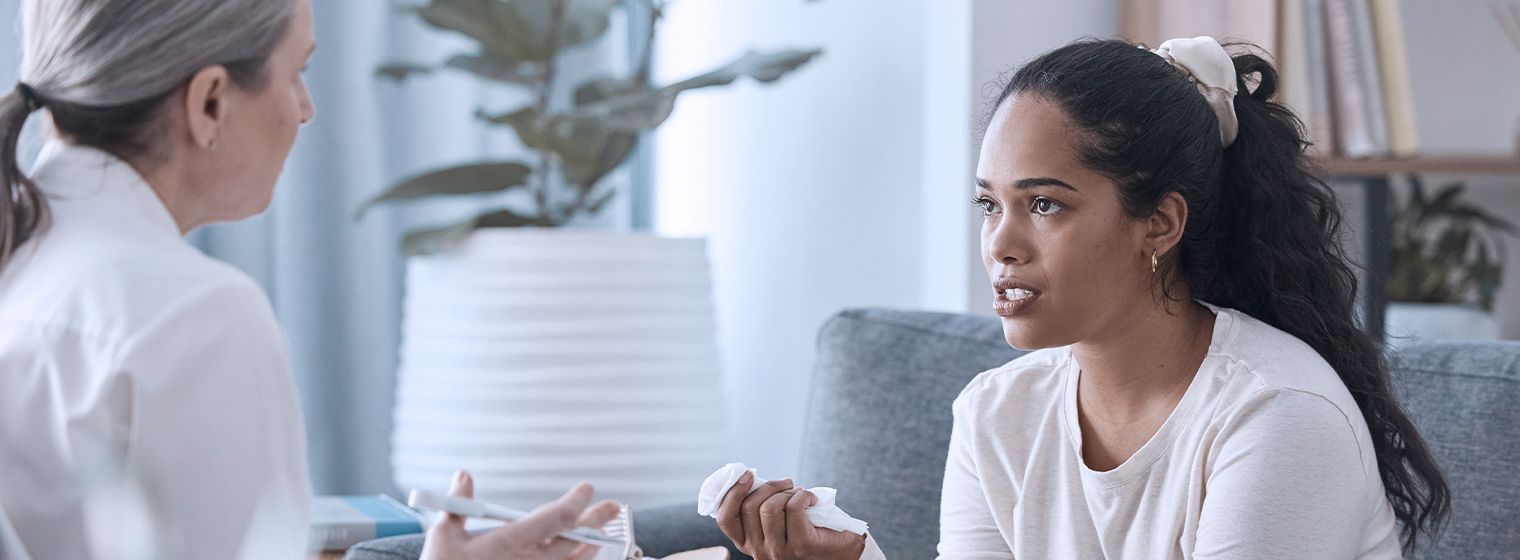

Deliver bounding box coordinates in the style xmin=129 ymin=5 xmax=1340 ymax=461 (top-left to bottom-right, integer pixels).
xmin=298 ymin=83 xmax=315 ymax=126
xmin=983 ymin=217 xmax=1030 ymax=266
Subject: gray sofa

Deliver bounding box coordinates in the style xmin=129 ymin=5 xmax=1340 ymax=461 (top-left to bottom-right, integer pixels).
xmin=347 ymin=308 xmax=1520 ymax=560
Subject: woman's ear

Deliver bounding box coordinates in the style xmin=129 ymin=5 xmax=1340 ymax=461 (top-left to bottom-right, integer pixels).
xmin=1146 ymin=190 xmax=1189 ymax=256
xmin=182 ymin=65 xmax=231 ymax=151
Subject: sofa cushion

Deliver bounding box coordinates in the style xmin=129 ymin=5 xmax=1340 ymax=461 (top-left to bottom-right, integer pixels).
xmin=800 ymin=309 xmax=1023 ymax=560
xmin=1388 ymin=340 xmax=1520 ymax=559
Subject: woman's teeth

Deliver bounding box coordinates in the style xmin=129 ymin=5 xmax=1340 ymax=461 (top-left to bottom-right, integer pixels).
xmin=1004 ymin=288 xmax=1034 ymax=300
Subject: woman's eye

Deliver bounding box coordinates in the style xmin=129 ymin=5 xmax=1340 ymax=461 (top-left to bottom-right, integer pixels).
xmin=1032 ymin=197 xmax=1063 ymax=215
xmin=972 ymin=197 xmax=996 ymax=215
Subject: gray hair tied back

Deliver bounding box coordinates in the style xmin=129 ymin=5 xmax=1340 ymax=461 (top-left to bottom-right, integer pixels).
xmin=14 ymin=83 xmax=42 ymax=112
xmin=0 ymin=0 xmax=299 ymax=272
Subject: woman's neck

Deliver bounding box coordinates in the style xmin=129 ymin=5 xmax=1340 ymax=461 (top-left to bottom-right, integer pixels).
xmin=1070 ymin=298 xmax=1215 ymax=470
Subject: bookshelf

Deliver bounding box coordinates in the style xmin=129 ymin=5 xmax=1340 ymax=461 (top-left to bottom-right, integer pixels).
xmin=1120 ymin=0 xmax=1520 ymax=340
xmin=1318 ymin=156 xmax=1520 ymax=341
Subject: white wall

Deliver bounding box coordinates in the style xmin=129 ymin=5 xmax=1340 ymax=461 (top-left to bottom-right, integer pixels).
xmin=654 ymin=0 xmax=1117 ymax=477
xmin=654 ymin=0 xmax=929 ymax=477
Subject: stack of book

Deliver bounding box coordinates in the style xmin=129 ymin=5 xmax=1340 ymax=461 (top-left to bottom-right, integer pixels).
xmin=1122 ymin=0 xmax=1419 ymax=159
xmin=308 ymin=494 xmax=426 ymax=552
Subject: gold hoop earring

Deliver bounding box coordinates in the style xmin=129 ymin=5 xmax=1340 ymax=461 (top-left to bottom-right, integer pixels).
xmin=1151 ymin=249 xmax=1158 ymax=273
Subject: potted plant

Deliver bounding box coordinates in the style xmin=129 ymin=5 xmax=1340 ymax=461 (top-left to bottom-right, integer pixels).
xmin=365 ymin=0 xmax=821 ymax=508
xmin=1385 ymin=177 xmax=1516 ymax=344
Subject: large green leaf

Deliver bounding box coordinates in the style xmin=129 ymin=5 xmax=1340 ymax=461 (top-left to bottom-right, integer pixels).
xmin=445 ymin=54 xmax=539 ymax=86
xmin=484 ymin=48 xmax=821 ymax=161
xmin=557 ymin=49 xmax=822 ymax=132
xmin=484 ymin=107 xmax=637 ymax=187
xmin=667 ymin=49 xmax=824 ymax=90
xmin=574 ymin=77 xmax=644 ymax=106
xmin=378 ymin=63 xmax=435 ymax=81
xmin=401 ymin=208 xmax=550 ymax=256
xmin=510 ymin=0 xmax=622 ymax=50
xmin=356 ymin=162 xmax=533 ymax=219
xmin=415 ymin=0 xmax=536 ymax=60
xmin=415 ymin=0 xmax=620 ymax=62
xmin=478 ymin=49 xmax=818 ymax=190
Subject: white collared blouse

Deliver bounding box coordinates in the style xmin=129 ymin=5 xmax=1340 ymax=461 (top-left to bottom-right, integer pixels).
xmin=0 ymin=141 xmax=309 ymax=559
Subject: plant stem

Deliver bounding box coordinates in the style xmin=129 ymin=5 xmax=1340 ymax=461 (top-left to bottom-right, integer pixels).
xmin=633 ymin=0 xmax=660 ymax=86
xmin=535 ymin=0 xmax=567 ymax=226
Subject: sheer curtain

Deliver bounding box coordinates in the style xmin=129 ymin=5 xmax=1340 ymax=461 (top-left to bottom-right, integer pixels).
xmin=0 ymin=0 xmax=633 ymax=495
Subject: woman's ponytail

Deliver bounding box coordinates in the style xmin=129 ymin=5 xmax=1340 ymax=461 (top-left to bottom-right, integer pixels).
xmin=994 ymin=39 xmax=1451 ymax=552
xmin=0 ymin=85 xmax=48 ymax=273
xmin=1219 ymin=52 xmax=1451 ymax=551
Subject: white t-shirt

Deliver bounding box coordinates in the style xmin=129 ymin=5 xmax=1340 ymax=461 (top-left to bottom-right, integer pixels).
xmin=0 ymin=141 xmax=310 ymax=559
xmin=936 ymin=305 xmax=1402 ymax=559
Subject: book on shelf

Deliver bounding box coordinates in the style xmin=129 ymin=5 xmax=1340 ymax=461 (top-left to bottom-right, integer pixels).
xmin=1278 ymin=0 xmax=1315 ymax=149
xmin=1121 ymin=0 xmax=1421 ymax=159
xmin=1325 ymin=0 xmax=1387 ymax=157
xmin=1301 ymin=0 xmax=1339 ymax=157
xmin=308 ymin=494 xmax=426 ymax=552
xmin=1370 ymin=0 xmax=1419 ymax=156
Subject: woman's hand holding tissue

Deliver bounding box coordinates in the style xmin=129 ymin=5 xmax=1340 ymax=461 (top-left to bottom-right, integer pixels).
xmin=714 ymin=471 xmax=866 ymax=560
xmin=420 ymin=470 xmax=622 ymax=560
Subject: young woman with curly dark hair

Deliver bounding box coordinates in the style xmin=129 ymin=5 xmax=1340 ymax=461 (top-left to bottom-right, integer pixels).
xmin=714 ymin=36 xmax=1449 ymax=560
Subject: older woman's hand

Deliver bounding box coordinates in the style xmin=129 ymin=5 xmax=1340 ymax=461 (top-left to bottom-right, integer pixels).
xmin=714 ymin=471 xmax=866 ymax=560
xmin=420 ymin=470 xmax=622 ymax=560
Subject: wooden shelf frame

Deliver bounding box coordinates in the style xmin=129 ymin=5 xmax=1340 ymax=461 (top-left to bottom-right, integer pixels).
xmin=1317 ymin=156 xmax=1520 ymax=176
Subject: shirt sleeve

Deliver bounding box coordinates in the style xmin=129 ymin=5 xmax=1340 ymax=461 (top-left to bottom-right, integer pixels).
xmin=936 ymin=387 xmax=1015 ymax=560
xmin=1191 ymin=388 xmax=1376 ymax=560
xmin=111 ymin=280 xmax=309 ymax=560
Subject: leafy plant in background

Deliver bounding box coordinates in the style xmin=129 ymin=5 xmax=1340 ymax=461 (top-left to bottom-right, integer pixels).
xmin=359 ymin=0 xmax=821 ymax=255
xmin=1387 ymin=177 xmax=1517 ymax=312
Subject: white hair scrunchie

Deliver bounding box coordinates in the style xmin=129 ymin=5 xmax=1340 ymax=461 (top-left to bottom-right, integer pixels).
xmin=1150 ymin=36 xmax=1238 ymax=147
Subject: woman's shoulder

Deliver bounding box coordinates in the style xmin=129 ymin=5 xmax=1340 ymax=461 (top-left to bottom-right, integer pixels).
xmin=1206 ymin=308 xmax=1370 ymax=450
xmin=1211 ymin=308 xmax=1349 ymax=397
xmin=0 ymin=226 xmax=269 ymax=343
xmin=955 ymin=346 xmax=1071 ymax=413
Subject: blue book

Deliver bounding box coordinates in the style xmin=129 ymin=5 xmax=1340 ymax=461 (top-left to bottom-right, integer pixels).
xmin=308 ymin=494 xmax=426 ymax=551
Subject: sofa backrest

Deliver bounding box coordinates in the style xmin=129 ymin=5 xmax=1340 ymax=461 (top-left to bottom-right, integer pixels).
xmin=800 ymin=309 xmax=1520 ymax=560
xmin=799 ymin=309 xmax=1025 ymax=560
xmin=1388 ymin=340 xmax=1520 ymax=559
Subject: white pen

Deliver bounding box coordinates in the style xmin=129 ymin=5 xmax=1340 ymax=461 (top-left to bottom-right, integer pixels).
xmin=407 ymin=488 xmax=625 ymax=546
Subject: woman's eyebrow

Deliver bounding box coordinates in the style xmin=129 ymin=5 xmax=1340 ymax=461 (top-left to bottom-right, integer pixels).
xmin=973 ymin=177 xmax=1078 ymax=191
xmin=1014 ymin=177 xmax=1077 ymax=191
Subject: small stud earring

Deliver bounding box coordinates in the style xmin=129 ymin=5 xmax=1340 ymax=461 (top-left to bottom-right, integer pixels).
xmin=208 ymin=139 xmax=219 ymax=151
xmin=1151 ymin=249 xmax=1158 ymax=273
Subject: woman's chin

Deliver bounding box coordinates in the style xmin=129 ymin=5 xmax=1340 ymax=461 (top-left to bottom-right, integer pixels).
xmin=999 ymin=318 xmax=1064 ymax=352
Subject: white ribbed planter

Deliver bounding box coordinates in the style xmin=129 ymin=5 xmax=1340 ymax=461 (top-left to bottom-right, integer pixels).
xmin=391 ymin=229 xmax=725 ymax=509
xmin=1384 ymin=302 xmax=1501 ymax=347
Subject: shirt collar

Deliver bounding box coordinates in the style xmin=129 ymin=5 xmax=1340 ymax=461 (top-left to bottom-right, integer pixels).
xmin=29 ymin=140 xmax=183 ymax=238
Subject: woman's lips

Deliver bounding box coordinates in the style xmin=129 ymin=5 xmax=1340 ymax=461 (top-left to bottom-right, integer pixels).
xmin=992 ymin=284 xmax=1041 ymax=317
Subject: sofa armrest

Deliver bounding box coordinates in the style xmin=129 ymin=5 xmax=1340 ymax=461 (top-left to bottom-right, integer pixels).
xmin=342 ymin=533 xmax=423 ymax=560
xmin=342 ymin=502 xmax=746 ymax=560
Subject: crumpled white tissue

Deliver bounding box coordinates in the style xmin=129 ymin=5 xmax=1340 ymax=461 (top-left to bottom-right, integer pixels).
xmin=696 ymin=463 xmax=868 ymax=535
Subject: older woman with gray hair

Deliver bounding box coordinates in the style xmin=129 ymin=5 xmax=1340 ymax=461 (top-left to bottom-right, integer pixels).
xmin=0 ymin=1 xmax=619 ymax=558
